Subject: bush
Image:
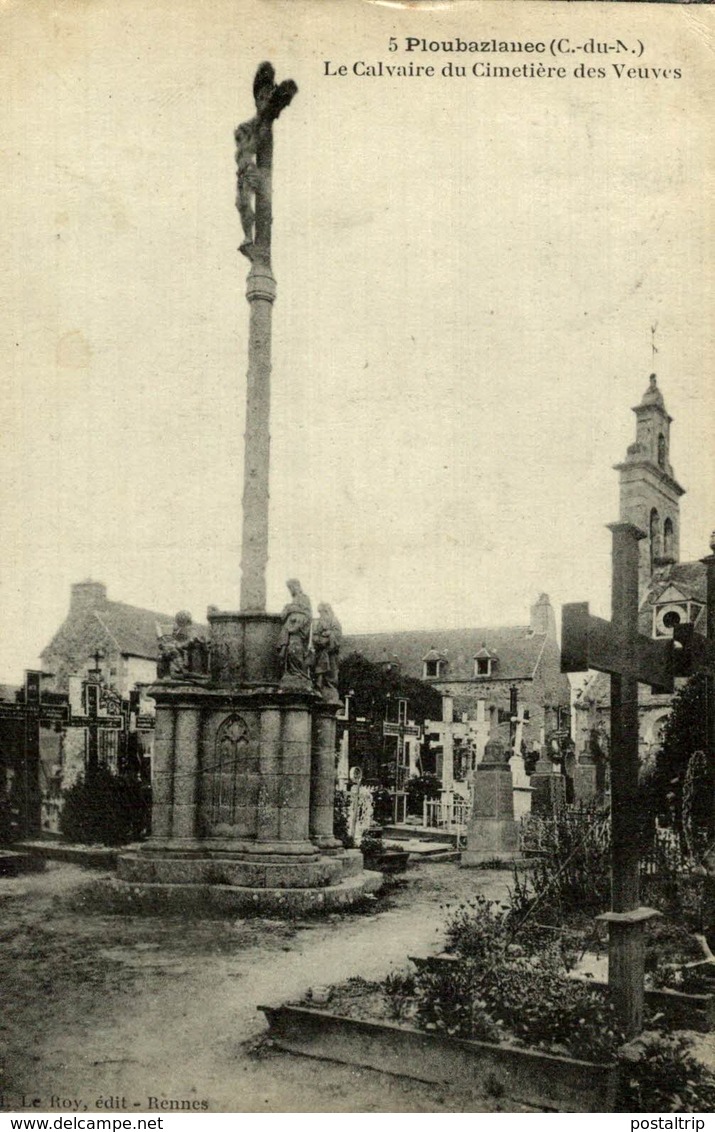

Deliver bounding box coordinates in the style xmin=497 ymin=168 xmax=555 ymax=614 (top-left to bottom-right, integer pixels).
xmin=412 ymin=948 xmax=623 ymax=1062
xmin=405 ymin=773 xmax=441 ymax=816
xmin=382 ymin=969 xmax=417 ymax=1021
xmin=59 ymin=766 xmax=149 ymax=846
xmin=513 ymin=806 xmax=611 ymax=924
xmin=414 ymin=961 xmax=502 ymax=1043
xmin=479 ymin=951 xmax=623 ymax=1062
xmin=444 ymin=895 xmax=509 ymax=963
xmin=333 ymin=788 xmax=351 ymax=846
xmin=620 ymin=1032 xmax=715 ymax=1112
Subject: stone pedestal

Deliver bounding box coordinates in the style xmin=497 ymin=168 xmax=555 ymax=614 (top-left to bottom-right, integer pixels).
xmin=530 ymin=770 xmax=566 ymax=816
xmin=115 ymin=611 xmax=381 ymax=914
xmin=529 ymin=747 xmax=566 ymax=816
xmin=461 ymin=737 xmax=520 ymax=866
xmin=573 ymin=757 xmax=598 ymax=804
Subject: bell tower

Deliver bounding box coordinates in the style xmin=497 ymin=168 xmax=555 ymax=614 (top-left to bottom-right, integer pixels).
xmin=614 ymin=375 xmax=685 ymax=593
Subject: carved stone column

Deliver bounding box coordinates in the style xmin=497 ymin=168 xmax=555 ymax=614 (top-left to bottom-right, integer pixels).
xmin=310 ymin=704 xmax=342 ymax=851
xmin=150 ymin=706 xmax=174 ymax=841
xmin=171 ymin=706 xmax=200 ymax=839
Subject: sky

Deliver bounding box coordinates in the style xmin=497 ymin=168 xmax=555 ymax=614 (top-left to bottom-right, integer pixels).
xmin=0 ymin=0 xmax=712 ymax=682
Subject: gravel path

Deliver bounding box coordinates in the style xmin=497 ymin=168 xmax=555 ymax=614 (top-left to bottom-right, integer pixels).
xmin=1 ymin=860 xmax=517 ymax=1113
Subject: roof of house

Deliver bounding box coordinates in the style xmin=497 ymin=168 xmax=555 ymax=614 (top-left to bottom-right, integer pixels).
xmin=42 ymin=600 xmax=174 ymax=663
xmin=343 ymin=625 xmax=548 ymax=683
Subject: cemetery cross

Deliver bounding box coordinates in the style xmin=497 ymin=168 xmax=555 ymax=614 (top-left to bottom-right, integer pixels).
xmin=383 ymin=697 xmax=422 ymax=823
xmin=562 ymin=522 xmax=673 ymax=1037
xmin=235 ymin=63 xmax=297 ymax=613
xmin=68 ymin=680 xmax=124 ymax=776
xmin=0 ymin=671 xmax=70 ymax=837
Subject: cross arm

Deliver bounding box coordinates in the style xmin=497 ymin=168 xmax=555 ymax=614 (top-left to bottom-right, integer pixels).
xmin=562 ymin=602 xmax=673 ymax=693
xmin=673 ymin=622 xmax=715 ymax=678
xmin=253 ymin=62 xmax=298 ymax=124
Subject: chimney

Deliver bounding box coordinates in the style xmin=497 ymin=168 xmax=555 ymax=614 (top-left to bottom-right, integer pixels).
xmin=530 ymin=593 xmax=555 ymax=636
xmin=70 ymin=579 xmax=107 ymax=614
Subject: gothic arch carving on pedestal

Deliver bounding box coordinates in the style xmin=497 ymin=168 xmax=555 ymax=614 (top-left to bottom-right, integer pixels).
xmin=209 ymin=713 xmax=250 ymax=827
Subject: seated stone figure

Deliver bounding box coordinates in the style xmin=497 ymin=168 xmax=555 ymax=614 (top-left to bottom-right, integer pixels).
xmin=157 ymin=611 xmax=208 ymax=681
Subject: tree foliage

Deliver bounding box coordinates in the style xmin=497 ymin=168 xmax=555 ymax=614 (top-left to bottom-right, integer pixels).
xmin=339 ymin=652 xmax=442 ymax=723
xmin=60 ymin=765 xmax=150 ymax=846
xmin=652 ymin=674 xmax=712 ymax=840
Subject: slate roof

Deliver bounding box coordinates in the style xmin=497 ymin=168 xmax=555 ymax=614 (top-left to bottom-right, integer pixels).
xmin=42 ymin=600 xmax=174 ymax=663
xmin=343 ymin=625 xmax=548 ymax=682
xmin=94 ymin=602 xmax=175 ymax=659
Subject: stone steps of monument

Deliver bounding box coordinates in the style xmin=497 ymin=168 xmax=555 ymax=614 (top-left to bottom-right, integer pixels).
xmin=14 ymin=839 xmax=118 ymax=869
xmin=381 ymin=824 xmax=460 ymax=847
xmin=382 ymin=836 xmax=459 ymax=862
xmin=0 ymin=849 xmax=47 ymax=877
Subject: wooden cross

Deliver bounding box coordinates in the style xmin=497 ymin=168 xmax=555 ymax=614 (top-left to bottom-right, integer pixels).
xmin=673 ymin=534 xmax=715 ymax=834
xmin=562 ymin=522 xmax=673 ymax=1037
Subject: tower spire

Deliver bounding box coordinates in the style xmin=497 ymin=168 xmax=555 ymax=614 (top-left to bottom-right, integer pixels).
xmin=614 ymin=375 xmax=685 ymax=593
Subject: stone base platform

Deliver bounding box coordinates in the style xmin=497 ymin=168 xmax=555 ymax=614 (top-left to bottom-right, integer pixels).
xmin=0 ymin=849 xmax=47 ymax=877
xmin=92 ymin=869 xmax=383 ymax=917
xmin=460 ymin=817 xmax=521 ymax=867
xmin=117 ymin=844 xmax=363 ymax=890
xmin=103 ymin=844 xmax=382 ymax=916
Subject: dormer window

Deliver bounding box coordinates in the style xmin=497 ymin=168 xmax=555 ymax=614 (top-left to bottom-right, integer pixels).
xmin=474 ymin=645 xmax=495 ymax=678
xmin=422 ymin=648 xmax=446 ymax=681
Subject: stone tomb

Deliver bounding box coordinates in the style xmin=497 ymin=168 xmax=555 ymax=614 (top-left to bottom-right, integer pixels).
xmin=116 ymin=611 xmax=381 ymax=913
xmin=461 ymin=736 xmax=520 ymax=865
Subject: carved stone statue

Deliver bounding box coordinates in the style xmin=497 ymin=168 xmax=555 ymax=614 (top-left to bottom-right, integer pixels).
xmin=157 ymin=611 xmax=208 ymax=681
xmin=312 ymin=603 xmax=342 ymax=703
xmin=277 ymin=580 xmax=312 ymax=687
xmin=234 ymin=62 xmax=298 ymax=259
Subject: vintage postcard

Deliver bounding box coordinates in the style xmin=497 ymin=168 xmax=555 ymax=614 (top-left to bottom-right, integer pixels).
xmin=1 ymin=0 xmax=713 ymax=1117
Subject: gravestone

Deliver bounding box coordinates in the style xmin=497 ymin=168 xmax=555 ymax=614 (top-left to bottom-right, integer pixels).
xmin=529 ymin=739 xmax=566 ymax=815
xmin=461 ymin=736 xmax=520 ymax=865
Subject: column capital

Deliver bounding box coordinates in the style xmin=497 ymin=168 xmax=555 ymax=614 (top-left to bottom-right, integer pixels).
xmin=246 ymin=264 xmax=277 ymax=303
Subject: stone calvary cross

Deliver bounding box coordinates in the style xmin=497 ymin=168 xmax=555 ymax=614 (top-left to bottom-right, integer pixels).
xmin=562 ymin=522 xmax=673 ymax=1037
xmin=235 ymin=63 xmax=297 ymax=613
